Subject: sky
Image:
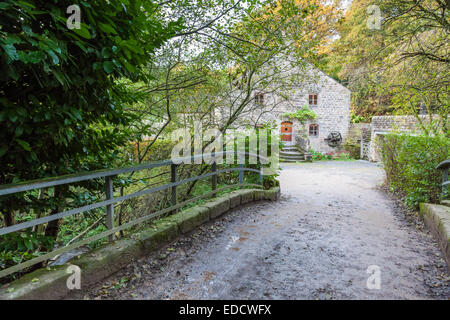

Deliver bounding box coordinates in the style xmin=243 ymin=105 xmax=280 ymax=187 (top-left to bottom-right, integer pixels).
xmin=342 ymin=0 xmax=353 ymax=10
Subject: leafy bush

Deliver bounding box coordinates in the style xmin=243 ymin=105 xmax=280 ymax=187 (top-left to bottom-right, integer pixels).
xmin=0 ymin=0 xmax=183 ymax=181
xmin=129 ymin=139 xmax=177 ymax=162
xmin=309 ymin=149 xmax=332 ymax=161
xmin=378 ymin=134 xmax=450 ymax=208
xmin=0 ymin=231 xmax=55 ymax=283
xmin=262 ymin=175 xmax=280 ymax=190
xmin=0 ymin=1 xmax=183 ymax=279
xmin=309 ymin=149 xmax=353 ymax=161
xmin=350 ymin=113 xmax=367 ymax=124
xmin=343 ymin=143 xmax=361 ymax=159
xmin=335 ymin=152 xmax=352 ymax=161
xmin=282 ymin=106 xmax=317 ymax=124
xmin=0 ymin=0 xmax=183 ymax=227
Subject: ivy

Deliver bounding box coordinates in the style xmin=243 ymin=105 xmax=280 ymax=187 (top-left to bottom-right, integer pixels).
xmin=281 ymin=106 xmax=317 ymax=124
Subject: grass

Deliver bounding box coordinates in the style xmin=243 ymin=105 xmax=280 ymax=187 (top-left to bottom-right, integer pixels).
xmin=309 ymin=150 xmax=355 ymax=162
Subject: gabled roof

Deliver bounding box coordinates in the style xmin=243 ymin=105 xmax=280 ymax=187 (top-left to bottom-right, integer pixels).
xmin=305 ymin=61 xmax=351 ymax=93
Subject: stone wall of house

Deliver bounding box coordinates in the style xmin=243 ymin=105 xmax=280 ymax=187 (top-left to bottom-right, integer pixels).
xmin=242 ymin=67 xmax=351 ymax=154
xmin=304 ymin=72 xmax=351 ymax=154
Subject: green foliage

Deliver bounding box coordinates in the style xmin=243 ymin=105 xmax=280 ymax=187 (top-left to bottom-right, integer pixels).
xmin=309 ymin=149 xmax=353 ymax=161
xmin=0 ymin=0 xmax=184 ymax=279
xmin=262 ymin=175 xmax=280 ymax=190
xmin=58 ymin=213 xmax=107 ymax=247
xmin=378 ymin=134 xmax=450 ymax=209
xmin=335 ymin=152 xmax=352 ymax=161
xmin=323 ymin=0 xmax=448 ymax=123
xmin=343 ymin=143 xmax=361 ymax=160
xmin=0 ymin=231 xmax=55 ymax=280
xmin=0 ymin=0 xmax=183 ymax=182
xmin=309 ymin=150 xmax=331 ymax=161
xmin=131 ymin=139 xmax=177 ymax=163
xmin=282 ymin=106 xmax=317 ymax=124
xmin=224 ymin=129 xmax=281 ymax=189
xmin=350 ymin=113 xmax=367 ymax=124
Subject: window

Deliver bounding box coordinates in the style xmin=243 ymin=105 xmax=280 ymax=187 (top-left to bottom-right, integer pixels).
xmin=255 ymin=93 xmax=265 ymax=104
xmin=309 ymin=124 xmax=319 ymax=136
xmin=309 ymin=94 xmax=318 ymax=106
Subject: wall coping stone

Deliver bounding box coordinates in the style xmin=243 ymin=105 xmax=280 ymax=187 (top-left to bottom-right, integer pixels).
xmin=419 ymin=203 xmax=450 ymax=271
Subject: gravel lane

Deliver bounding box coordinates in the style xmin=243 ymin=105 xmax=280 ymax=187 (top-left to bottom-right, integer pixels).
xmin=72 ymin=161 xmax=449 ymax=300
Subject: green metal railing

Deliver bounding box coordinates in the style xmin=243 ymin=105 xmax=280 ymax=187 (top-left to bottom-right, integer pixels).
xmin=0 ymin=151 xmax=268 ymax=278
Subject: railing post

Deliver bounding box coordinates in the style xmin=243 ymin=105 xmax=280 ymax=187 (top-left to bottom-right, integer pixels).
xmin=239 ymin=163 xmax=244 ymax=185
xmin=443 ymin=168 xmax=448 ymax=194
xmin=259 ymin=166 xmax=263 ymax=185
xmin=171 ymin=163 xmax=177 ymax=212
xmin=105 ymin=175 xmax=114 ymax=243
xmin=212 ymin=161 xmax=217 ymax=197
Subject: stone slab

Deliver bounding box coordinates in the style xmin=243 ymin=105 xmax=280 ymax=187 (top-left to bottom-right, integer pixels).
xmin=419 ymin=203 xmax=450 ymax=269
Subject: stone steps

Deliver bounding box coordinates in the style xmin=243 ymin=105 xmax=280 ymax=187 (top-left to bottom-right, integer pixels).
xmin=280 ymin=159 xmax=307 ymax=163
xmin=280 ymin=155 xmax=305 ymax=161
xmin=280 ymin=151 xmax=304 ymax=156
xmin=280 ymin=146 xmax=305 ymax=162
xmin=281 ymin=146 xmax=299 ymax=151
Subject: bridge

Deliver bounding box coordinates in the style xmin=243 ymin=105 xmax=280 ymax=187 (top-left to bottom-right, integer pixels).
xmin=0 ymin=157 xmax=449 ymax=299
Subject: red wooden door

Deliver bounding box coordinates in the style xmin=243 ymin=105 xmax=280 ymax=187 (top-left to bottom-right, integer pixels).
xmin=281 ymin=122 xmax=293 ymax=142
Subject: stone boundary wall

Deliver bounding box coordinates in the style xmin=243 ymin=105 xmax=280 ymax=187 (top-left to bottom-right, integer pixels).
xmin=0 ymin=187 xmax=281 ymax=300
xmin=419 ymin=202 xmax=450 ymax=271
xmin=369 ymin=115 xmax=442 ymax=162
xmin=370 ymin=115 xmax=436 ymax=134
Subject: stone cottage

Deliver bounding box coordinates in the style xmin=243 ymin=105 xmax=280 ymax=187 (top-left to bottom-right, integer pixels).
xmin=241 ymin=65 xmax=351 ymax=155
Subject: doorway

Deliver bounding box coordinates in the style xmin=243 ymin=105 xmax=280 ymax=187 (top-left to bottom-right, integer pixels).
xmin=281 ymin=121 xmax=293 ymax=144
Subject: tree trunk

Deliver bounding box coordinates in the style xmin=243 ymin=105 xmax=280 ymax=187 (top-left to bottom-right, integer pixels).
xmin=2 ymin=211 xmax=15 ymax=227
xmin=44 ymin=186 xmax=65 ymax=239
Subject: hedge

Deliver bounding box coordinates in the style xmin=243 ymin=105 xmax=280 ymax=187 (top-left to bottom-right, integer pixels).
xmin=378 ymin=134 xmax=449 ymax=209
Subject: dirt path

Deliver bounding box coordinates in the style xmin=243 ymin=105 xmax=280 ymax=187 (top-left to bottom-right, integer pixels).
xmin=73 ymin=161 xmax=449 ymax=300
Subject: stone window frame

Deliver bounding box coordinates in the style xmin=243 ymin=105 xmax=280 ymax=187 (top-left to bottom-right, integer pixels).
xmin=308 ymin=93 xmax=318 ymax=107
xmin=254 ymin=92 xmax=265 ymax=104
xmin=309 ymin=124 xmax=319 ymax=136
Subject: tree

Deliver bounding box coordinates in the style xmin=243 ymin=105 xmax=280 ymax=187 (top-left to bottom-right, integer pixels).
xmin=324 ymin=0 xmax=449 ymax=130
xmin=322 ymin=0 xmax=393 ymax=119
xmin=123 ymin=0 xmax=324 ymax=198
xmin=376 ymin=0 xmax=449 ymax=135
xmin=0 ymin=1 xmax=183 ymax=233
xmin=380 ymin=0 xmax=449 ymax=65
